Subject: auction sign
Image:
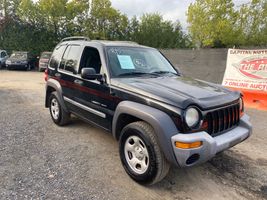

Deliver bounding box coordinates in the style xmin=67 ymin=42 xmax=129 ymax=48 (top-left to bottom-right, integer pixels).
xmin=222 ymin=49 xmax=267 ymax=91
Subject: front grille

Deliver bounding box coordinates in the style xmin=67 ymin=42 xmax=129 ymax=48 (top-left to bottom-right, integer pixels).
xmin=206 ymin=103 xmax=240 ymax=136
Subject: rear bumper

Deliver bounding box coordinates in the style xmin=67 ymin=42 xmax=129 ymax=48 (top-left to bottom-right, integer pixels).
xmin=171 ymin=114 xmax=252 ymax=167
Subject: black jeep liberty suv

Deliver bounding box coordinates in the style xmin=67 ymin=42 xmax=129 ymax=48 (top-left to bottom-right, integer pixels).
xmin=45 ymin=37 xmax=252 ymax=185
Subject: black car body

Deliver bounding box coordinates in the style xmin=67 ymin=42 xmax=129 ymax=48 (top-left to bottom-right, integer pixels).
xmin=45 ymin=37 xmax=252 ymax=185
xmin=6 ymin=51 xmax=35 ymax=70
xmin=39 ymin=51 xmax=52 ymax=71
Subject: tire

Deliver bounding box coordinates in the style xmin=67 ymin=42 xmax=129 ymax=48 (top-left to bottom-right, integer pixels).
xmin=27 ymin=64 xmax=31 ymax=71
xmin=49 ymin=92 xmax=70 ymax=126
xmin=119 ymin=121 xmax=170 ymax=185
xmin=0 ymin=62 xmax=4 ymax=69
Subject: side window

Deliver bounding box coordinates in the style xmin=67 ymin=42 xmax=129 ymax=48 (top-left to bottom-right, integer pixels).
xmin=79 ymin=47 xmax=102 ymax=74
xmin=59 ymin=45 xmax=80 ymax=73
xmin=59 ymin=46 xmax=70 ymax=70
xmin=49 ymin=45 xmax=67 ymax=69
xmin=1 ymin=52 xmax=6 ymax=58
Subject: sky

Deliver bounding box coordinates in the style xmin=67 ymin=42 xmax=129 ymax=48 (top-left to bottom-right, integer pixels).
xmin=110 ymin=0 xmax=250 ymax=30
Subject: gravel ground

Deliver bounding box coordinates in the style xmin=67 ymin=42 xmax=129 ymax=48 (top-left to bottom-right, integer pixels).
xmin=0 ymin=70 xmax=266 ymax=200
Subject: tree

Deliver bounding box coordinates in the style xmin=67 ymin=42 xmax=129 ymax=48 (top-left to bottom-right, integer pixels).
xmin=0 ymin=18 xmax=55 ymax=55
xmin=187 ymin=0 xmax=267 ymax=48
xmin=84 ymin=0 xmax=128 ymax=40
xmin=17 ymin=0 xmax=41 ymax=26
xmin=133 ymin=13 xmax=188 ymax=48
xmin=1 ymin=0 xmax=192 ymax=57
xmin=187 ymin=0 xmax=240 ymax=47
xmin=127 ymin=16 xmax=139 ymax=41
xmin=0 ymin=0 xmax=21 ymax=17
xmin=239 ymin=0 xmax=267 ymax=46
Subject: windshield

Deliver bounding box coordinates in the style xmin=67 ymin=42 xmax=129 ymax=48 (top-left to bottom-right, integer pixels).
xmin=106 ymin=47 xmax=178 ymax=77
xmin=11 ymin=53 xmax=27 ymax=59
xmin=41 ymin=52 xmax=52 ymax=59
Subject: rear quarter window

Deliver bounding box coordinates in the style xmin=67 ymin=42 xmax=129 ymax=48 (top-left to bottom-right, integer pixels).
xmin=59 ymin=45 xmax=81 ymax=74
xmin=49 ymin=45 xmax=67 ymax=69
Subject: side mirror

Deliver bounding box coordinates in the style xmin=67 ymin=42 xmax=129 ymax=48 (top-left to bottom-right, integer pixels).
xmin=81 ymin=68 xmax=103 ymax=81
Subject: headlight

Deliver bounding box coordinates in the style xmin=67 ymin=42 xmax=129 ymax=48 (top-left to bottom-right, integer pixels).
xmin=185 ymin=107 xmax=200 ymax=128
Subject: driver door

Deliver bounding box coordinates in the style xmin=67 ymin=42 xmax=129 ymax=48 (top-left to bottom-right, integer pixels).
xmin=73 ymin=46 xmax=114 ymax=130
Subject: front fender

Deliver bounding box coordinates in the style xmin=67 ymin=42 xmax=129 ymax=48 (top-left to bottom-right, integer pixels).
xmin=112 ymin=101 xmax=179 ymax=166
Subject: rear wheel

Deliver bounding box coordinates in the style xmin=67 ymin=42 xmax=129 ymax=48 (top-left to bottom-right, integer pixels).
xmin=119 ymin=121 xmax=170 ymax=185
xmin=49 ymin=92 xmax=70 ymax=126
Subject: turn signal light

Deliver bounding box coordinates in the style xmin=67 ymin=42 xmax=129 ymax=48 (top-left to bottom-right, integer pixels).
xmin=175 ymin=141 xmax=203 ymax=149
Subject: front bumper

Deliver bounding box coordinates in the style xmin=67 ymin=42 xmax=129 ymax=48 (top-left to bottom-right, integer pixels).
xmin=171 ymin=114 xmax=252 ymax=167
xmin=6 ymin=64 xmax=28 ymax=69
xmin=39 ymin=63 xmax=48 ymax=69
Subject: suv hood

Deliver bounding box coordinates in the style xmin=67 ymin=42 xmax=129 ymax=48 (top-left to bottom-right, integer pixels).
xmin=8 ymin=57 xmax=28 ymax=62
xmin=111 ymin=76 xmax=240 ymax=110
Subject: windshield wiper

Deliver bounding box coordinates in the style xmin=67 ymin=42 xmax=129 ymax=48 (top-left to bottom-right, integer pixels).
xmin=150 ymin=71 xmax=178 ymax=75
xmin=117 ymin=71 xmax=179 ymax=77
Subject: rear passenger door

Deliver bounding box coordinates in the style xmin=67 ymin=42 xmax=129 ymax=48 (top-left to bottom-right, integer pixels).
xmin=57 ymin=44 xmax=83 ymax=107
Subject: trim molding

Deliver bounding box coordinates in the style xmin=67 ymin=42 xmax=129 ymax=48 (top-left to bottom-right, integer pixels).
xmin=63 ymin=96 xmax=106 ymax=118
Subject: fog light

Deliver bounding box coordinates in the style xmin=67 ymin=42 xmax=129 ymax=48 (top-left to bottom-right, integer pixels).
xmin=186 ymin=154 xmax=200 ymax=165
xmin=175 ymin=141 xmax=203 ymax=149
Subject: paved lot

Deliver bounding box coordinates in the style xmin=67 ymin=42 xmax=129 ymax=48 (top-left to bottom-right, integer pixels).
xmin=0 ymin=70 xmax=266 ymax=200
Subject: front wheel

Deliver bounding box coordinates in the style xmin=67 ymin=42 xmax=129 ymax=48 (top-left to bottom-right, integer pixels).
xmin=27 ymin=64 xmax=31 ymax=71
xmin=119 ymin=121 xmax=170 ymax=185
xmin=49 ymin=92 xmax=70 ymax=126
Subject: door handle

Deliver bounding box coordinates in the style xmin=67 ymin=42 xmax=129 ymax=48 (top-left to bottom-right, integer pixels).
xmin=74 ymin=79 xmax=83 ymax=85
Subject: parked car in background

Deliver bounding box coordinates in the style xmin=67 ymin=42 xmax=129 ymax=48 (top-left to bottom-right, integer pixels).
xmin=38 ymin=51 xmax=52 ymax=72
xmin=0 ymin=50 xmax=9 ymax=69
xmin=6 ymin=51 xmax=35 ymax=70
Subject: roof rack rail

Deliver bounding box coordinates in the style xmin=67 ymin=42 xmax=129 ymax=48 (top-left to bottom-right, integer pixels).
xmin=116 ymin=41 xmax=139 ymax=45
xmin=61 ymin=36 xmax=90 ymax=42
xmin=91 ymin=40 xmax=139 ymax=45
